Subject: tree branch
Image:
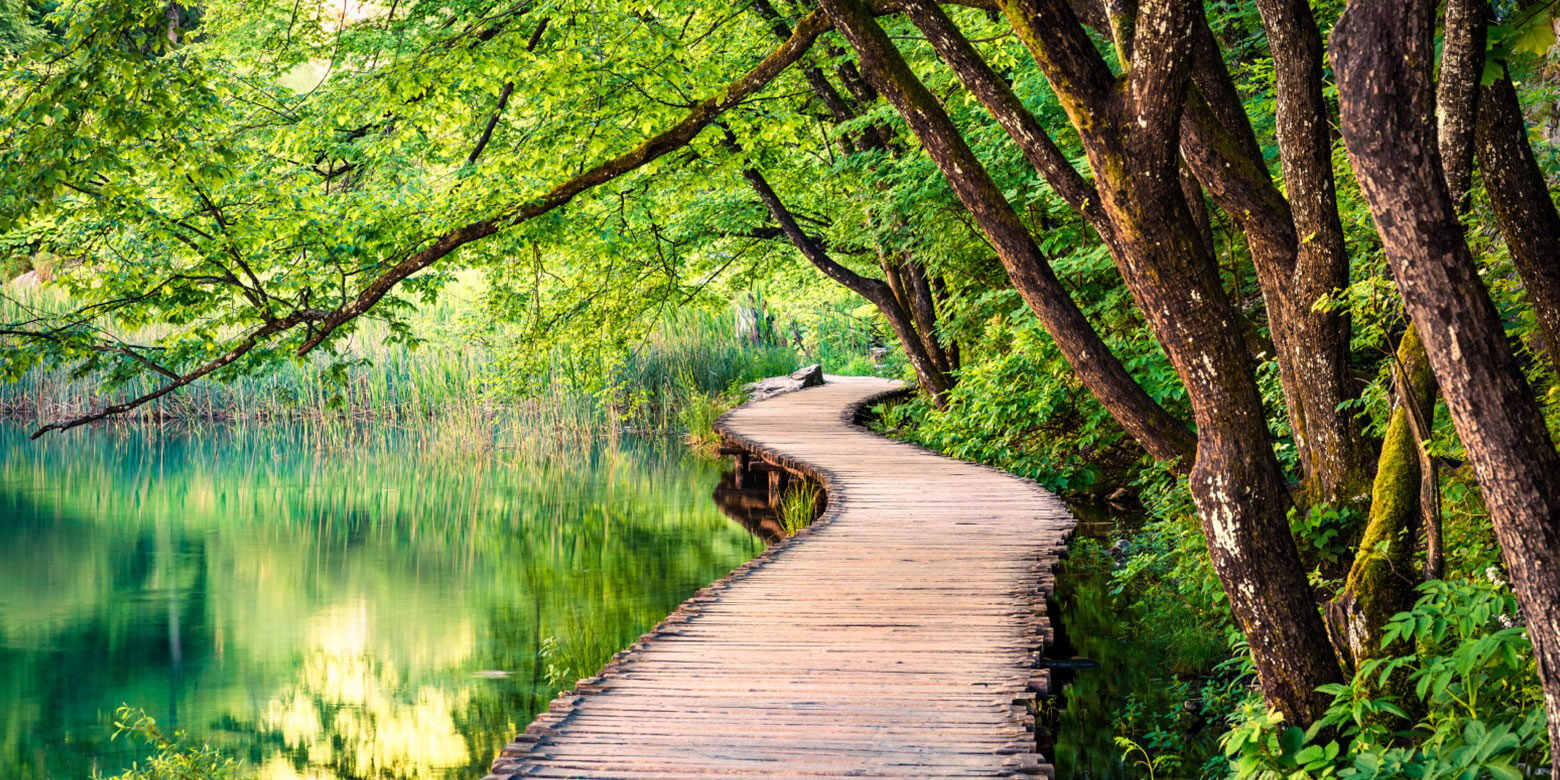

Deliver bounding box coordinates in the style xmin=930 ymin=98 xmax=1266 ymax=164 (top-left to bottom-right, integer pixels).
xmin=293 ymin=6 xmax=844 ymax=356
xmin=29 ymin=308 xmax=329 ymax=439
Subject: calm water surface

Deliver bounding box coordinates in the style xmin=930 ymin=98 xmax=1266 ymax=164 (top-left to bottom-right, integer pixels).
xmin=0 ymin=422 xmax=763 ymax=780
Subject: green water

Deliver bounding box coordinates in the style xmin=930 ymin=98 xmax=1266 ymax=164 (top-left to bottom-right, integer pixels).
xmin=1046 ymin=505 xmax=1228 ymax=779
xmin=0 ymin=422 xmax=764 ymax=780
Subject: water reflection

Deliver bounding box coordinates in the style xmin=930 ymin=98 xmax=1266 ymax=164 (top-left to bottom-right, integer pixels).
xmin=1044 ymin=500 xmax=1232 ymax=779
xmin=709 ymin=456 xmax=825 ymax=544
xmin=0 ymin=423 xmax=762 ymax=779
xmin=710 ymin=469 xmax=787 ymax=544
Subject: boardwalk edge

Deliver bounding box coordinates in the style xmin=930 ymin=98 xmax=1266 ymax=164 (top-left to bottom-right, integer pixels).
xmin=483 ymin=379 xmax=1075 ymax=779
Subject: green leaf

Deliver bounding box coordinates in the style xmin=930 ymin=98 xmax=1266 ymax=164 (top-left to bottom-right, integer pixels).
xmin=1512 ymin=14 xmax=1557 ymax=56
xmin=1280 ymin=726 xmax=1306 ymax=759
xmin=1294 ymin=744 xmax=1324 ymax=764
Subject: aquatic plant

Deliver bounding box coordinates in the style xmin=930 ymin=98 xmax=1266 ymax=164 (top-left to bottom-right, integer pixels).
xmin=0 ymin=285 xmax=802 ymax=440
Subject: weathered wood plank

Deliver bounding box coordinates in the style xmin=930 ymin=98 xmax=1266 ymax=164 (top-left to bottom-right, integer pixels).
xmin=482 ymin=376 xmax=1073 ymax=779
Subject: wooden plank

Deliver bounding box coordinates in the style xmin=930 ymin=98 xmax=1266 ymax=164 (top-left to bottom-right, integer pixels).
xmin=482 ymin=376 xmax=1072 ymax=780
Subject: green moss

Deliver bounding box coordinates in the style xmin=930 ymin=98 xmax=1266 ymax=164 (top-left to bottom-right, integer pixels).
xmin=1333 ymin=327 xmax=1435 ymax=671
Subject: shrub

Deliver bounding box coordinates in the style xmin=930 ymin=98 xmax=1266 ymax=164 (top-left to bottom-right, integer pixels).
xmin=1222 ymin=578 xmax=1548 ymax=779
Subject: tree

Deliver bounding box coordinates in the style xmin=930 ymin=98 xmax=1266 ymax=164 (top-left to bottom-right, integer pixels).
xmin=809 ymin=0 xmax=1200 ymax=466
xmin=1476 ymin=1 xmax=1560 ymax=371
xmin=7 ymin=0 xmax=1560 ymax=755
xmin=1 ymin=2 xmax=847 ymax=433
xmin=822 ymin=0 xmax=1339 ymax=722
xmin=734 ymin=1 xmax=960 ymax=400
xmin=1333 ymin=0 xmax=1560 ymax=764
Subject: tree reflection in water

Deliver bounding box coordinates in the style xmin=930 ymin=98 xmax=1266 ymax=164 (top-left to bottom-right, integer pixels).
xmin=0 ymin=422 xmax=761 ymax=780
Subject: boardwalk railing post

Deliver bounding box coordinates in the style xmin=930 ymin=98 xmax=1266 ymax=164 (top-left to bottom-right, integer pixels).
xmin=767 ymin=467 xmax=787 ymax=508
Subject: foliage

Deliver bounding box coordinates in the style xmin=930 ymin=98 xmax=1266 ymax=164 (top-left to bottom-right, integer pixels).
xmin=778 ymin=482 xmax=822 ymax=535
xmin=1115 ymin=734 xmax=1182 ymax=780
xmin=1289 ymin=503 xmax=1360 ymax=574
xmin=1039 ymin=531 xmax=1242 ymax=778
xmin=875 ymin=309 xmax=1173 ymax=494
xmin=1485 ymin=2 xmax=1560 ymax=84
xmin=97 ymin=706 xmax=239 ymax=780
xmin=2 ymin=280 xmax=814 ymax=439
xmin=1223 ymin=578 xmax=1548 ymax=779
xmin=3 ymin=0 xmax=1560 ymax=775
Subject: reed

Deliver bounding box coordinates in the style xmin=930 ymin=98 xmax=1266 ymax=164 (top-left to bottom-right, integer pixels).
xmin=1 ymin=287 xmax=806 ymax=440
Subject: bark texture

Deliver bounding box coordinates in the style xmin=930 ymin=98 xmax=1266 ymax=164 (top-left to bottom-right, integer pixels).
xmin=992 ymin=0 xmax=1342 ymax=723
xmin=1333 ymin=2 xmax=1560 ymax=767
xmin=1436 ymin=0 xmax=1485 ymax=210
xmin=1248 ymin=0 xmax=1364 ymax=510
xmin=1170 ymin=1 xmax=1365 ymax=510
xmin=1477 ymin=67 xmax=1560 ymax=370
xmin=818 ymin=0 xmax=1199 ymax=466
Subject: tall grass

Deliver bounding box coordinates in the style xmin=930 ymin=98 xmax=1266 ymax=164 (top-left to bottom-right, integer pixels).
xmin=778 ymin=482 xmax=823 ymax=535
xmin=618 ymin=309 xmax=799 ymax=444
xmin=1 ymin=284 xmax=806 ymax=440
xmin=798 ymin=302 xmax=906 ymax=378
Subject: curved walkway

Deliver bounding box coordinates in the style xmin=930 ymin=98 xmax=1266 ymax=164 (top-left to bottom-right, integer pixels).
xmin=483 ymin=376 xmax=1076 ymax=779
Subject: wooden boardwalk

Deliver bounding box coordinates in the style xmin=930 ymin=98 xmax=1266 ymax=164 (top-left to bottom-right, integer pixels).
xmin=483 ymin=376 xmax=1076 ymax=779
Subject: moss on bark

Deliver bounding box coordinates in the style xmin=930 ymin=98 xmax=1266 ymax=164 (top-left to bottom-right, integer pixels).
xmin=1328 ymin=326 xmax=1434 ymax=675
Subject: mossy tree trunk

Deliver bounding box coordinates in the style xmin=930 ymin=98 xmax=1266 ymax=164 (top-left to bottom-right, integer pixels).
xmin=1333 ymin=2 xmax=1560 ymax=767
xmin=1328 ymin=327 xmax=1435 ymax=670
xmin=1327 ymin=0 xmax=1485 ymax=654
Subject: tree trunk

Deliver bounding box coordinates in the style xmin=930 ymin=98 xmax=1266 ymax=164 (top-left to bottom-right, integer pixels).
xmin=740 ymin=166 xmax=955 ymax=400
xmin=1180 ymin=162 xmax=1215 ymax=258
xmin=991 ymin=0 xmax=1344 ymax=723
xmin=1333 ymin=2 xmax=1560 ymax=767
xmin=1437 ymin=0 xmax=1485 ymax=211
xmin=817 ymin=0 xmax=1199 ymax=466
xmin=899 ymin=1 xmax=1110 ymax=234
xmin=1416 ymin=0 xmax=1486 ymax=576
xmin=901 ymin=260 xmax=955 ymax=376
xmin=1165 ymin=3 xmax=1366 ymax=511
xmin=1328 ymin=326 xmax=1435 ymax=670
xmin=1477 ymin=67 xmax=1560 ymax=371
xmin=1247 ymin=0 xmax=1366 ymax=511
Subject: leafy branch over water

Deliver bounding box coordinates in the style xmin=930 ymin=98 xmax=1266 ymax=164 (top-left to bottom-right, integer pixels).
xmin=99 ymin=706 xmax=238 ymax=780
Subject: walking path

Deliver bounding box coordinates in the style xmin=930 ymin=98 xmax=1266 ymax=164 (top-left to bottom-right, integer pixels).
xmin=482 ymin=376 xmax=1076 ymax=778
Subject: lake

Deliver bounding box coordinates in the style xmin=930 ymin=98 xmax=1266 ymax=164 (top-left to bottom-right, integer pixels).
xmin=0 ymin=422 xmax=763 ymax=779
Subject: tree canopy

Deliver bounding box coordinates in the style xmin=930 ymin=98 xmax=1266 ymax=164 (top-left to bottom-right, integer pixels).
xmin=6 ymin=0 xmax=1560 ymax=773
